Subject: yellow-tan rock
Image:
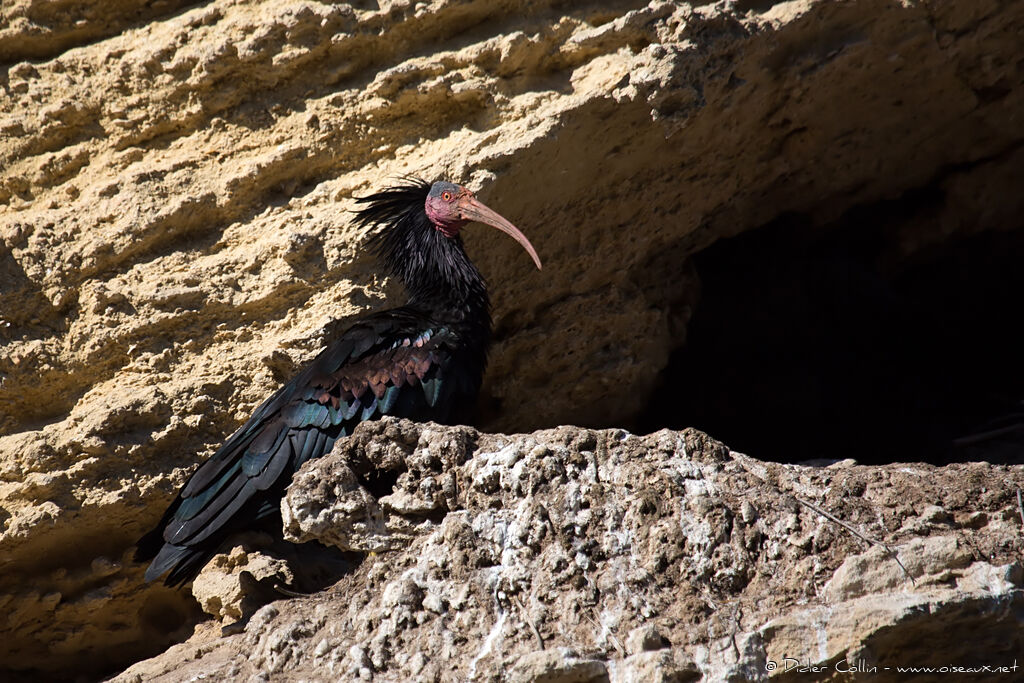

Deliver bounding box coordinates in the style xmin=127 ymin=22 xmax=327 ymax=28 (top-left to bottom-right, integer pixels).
xmin=2 ymin=0 xmax=1023 ymax=678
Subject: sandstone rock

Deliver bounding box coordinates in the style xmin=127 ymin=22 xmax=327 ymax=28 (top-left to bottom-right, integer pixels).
xmin=625 ymin=624 xmax=667 ymax=655
xmin=1 ymin=0 xmax=1023 ymax=679
xmin=611 ymin=649 xmax=700 ymax=683
xmin=281 ymin=419 xmax=474 ymax=552
xmin=111 ymin=419 xmax=1024 ymax=681
xmin=189 ymin=533 xmax=295 ymax=624
xmin=507 ymin=649 xmax=608 ymax=683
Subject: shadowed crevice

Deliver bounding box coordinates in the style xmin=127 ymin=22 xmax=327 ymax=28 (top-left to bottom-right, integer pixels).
xmin=641 ymin=164 xmax=1024 ymax=466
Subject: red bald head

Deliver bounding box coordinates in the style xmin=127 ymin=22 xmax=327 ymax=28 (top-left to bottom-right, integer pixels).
xmin=424 ymin=181 xmax=542 ymax=270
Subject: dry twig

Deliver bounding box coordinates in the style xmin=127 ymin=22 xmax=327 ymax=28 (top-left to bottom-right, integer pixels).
xmin=513 ymin=595 xmax=545 ymax=650
xmin=794 ymin=496 xmax=915 ymax=586
xmin=1016 ymin=488 xmax=1024 ymax=532
xmin=584 ymin=612 xmax=625 ymax=658
xmin=953 ymin=423 xmax=1024 ymax=447
xmin=729 ymin=452 xmax=916 ymax=586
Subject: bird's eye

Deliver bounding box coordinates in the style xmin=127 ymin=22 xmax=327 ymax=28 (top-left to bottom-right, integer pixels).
xmin=442 ymin=191 xmax=452 ymax=201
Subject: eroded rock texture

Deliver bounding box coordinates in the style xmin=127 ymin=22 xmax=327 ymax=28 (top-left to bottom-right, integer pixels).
xmin=115 ymin=419 xmax=1024 ymax=682
xmin=1 ymin=0 xmax=1022 ymax=679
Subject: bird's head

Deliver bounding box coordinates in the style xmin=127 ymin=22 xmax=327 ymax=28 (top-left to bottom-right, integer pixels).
xmin=425 ymin=181 xmax=542 ymax=269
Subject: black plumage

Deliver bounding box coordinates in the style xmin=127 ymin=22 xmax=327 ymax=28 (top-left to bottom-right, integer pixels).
xmin=135 ymin=178 xmax=541 ymax=585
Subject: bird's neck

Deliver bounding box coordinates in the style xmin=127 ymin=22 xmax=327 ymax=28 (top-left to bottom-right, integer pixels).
xmin=406 ymin=240 xmax=490 ymax=326
xmin=385 ymin=216 xmax=491 ymax=335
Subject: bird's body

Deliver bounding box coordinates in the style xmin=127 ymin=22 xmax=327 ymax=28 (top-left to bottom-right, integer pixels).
xmin=136 ymin=178 xmax=540 ymax=585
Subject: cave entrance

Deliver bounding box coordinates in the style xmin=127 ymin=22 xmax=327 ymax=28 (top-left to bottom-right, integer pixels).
xmin=641 ymin=189 xmax=1024 ymax=466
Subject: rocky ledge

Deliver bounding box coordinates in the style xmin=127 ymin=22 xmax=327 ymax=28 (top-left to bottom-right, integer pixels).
xmin=113 ymin=418 xmax=1024 ymax=682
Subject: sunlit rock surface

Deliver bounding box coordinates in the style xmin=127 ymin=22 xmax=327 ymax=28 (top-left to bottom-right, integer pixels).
xmin=1 ymin=0 xmax=1022 ymax=678
xmin=115 ymin=419 xmax=1024 ymax=681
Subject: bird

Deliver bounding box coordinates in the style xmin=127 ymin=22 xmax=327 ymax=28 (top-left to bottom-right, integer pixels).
xmin=135 ymin=178 xmax=541 ymax=585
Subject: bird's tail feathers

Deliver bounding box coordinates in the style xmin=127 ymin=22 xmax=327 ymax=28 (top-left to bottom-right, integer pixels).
xmin=142 ymin=541 xmax=214 ymax=587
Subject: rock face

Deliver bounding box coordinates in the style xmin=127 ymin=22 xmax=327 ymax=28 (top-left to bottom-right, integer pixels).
xmin=1 ymin=0 xmax=1023 ymax=679
xmin=114 ymin=418 xmax=1024 ymax=682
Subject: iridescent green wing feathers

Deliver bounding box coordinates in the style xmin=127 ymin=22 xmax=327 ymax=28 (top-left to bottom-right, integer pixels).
xmin=136 ymin=311 xmax=466 ymax=585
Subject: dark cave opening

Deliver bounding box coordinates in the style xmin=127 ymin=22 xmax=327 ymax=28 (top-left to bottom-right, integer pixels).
xmin=640 ymin=189 xmax=1024 ymax=466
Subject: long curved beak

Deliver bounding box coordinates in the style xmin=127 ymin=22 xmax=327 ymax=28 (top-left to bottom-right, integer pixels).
xmin=458 ymin=196 xmax=542 ymax=270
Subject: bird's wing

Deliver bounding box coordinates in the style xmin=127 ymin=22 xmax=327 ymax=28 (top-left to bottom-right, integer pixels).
xmin=137 ymin=310 xmax=464 ymax=585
